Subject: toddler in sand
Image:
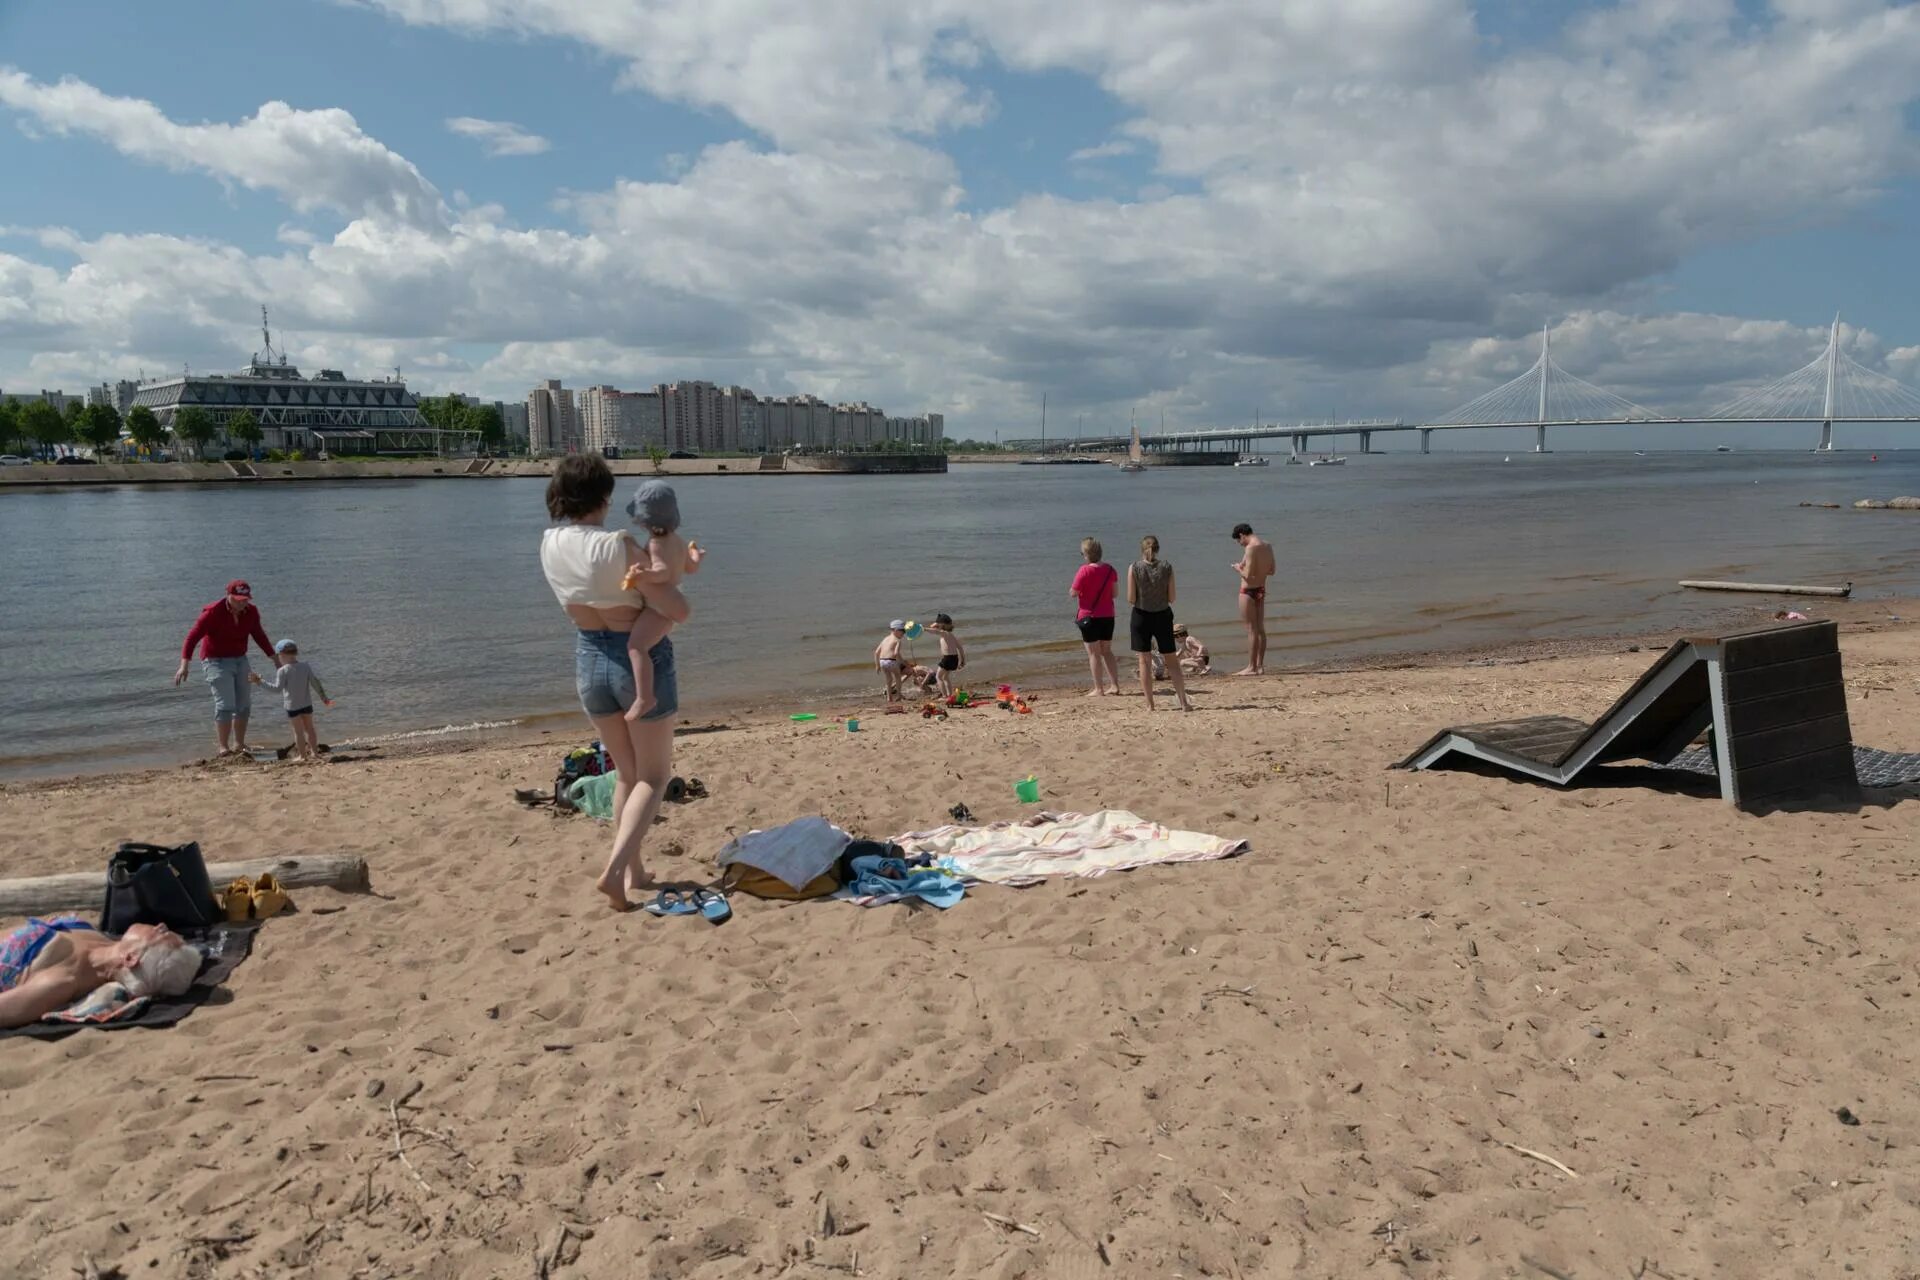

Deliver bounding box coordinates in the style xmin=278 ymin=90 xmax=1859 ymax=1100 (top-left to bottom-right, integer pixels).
xmin=875 ymin=621 xmax=908 ymax=702
xmin=619 ymin=481 xmax=704 ymax=721
xmin=926 ymin=613 xmax=966 ymax=699
xmin=250 ymin=639 xmax=333 ymax=763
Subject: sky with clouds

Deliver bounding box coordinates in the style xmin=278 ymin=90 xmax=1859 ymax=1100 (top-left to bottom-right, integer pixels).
xmin=3 ymin=0 xmax=1920 ymax=447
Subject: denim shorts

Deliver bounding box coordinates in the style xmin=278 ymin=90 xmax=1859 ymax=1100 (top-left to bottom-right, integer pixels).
xmin=575 ymin=630 xmax=678 ymax=721
xmin=202 ymin=656 xmax=252 ymax=723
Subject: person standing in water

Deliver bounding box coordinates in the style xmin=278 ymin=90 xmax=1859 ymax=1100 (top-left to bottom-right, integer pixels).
xmin=173 ymin=579 xmax=276 ymax=757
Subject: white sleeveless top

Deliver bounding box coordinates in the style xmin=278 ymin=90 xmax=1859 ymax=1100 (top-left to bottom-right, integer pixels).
xmin=540 ymin=524 xmax=638 ymax=610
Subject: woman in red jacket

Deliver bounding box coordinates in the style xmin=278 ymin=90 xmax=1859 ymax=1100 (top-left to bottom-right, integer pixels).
xmin=172 ymin=579 xmax=275 ymax=756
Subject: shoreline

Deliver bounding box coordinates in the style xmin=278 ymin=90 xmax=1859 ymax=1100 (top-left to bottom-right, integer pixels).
xmin=12 ymin=593 xmax=1911 ymax=791
xmin=0 ymin=453 xmax=946 ymax=487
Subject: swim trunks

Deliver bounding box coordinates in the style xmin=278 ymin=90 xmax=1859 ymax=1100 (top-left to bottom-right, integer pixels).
xmin=939 ymin=655 xmax=961 ymax=672
xmin=1241 ymin=586 xmax=1265 ymax=602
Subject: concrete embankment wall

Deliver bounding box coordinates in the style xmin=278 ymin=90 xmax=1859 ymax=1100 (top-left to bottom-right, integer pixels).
xmin=0 ymin=453 xmax=945 ymax=488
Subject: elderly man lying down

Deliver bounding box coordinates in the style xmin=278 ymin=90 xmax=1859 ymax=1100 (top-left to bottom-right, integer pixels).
xmin=0 ymin=918 xmax=201 ymax=1028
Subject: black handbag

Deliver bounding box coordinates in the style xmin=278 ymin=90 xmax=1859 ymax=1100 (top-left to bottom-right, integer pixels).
xmin=99 ymin=841 xmax=221 ymax=934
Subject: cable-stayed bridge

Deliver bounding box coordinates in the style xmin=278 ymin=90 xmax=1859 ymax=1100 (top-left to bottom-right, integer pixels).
xmin=1014 ymin=316 xmax=1920 ymax=456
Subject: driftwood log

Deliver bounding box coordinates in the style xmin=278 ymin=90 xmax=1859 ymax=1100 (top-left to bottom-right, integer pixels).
xmin=1679 ymin=579 xmax=1852 ymax=598
xmin=0 ymin=854 xmax=370 ymax=919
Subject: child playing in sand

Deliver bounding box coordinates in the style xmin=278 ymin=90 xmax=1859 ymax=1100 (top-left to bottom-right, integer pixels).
xmin=1173 ymin=623 xmax=1210 ymax=675
xmin=250 ymin=639 xmax=332 ymax=763
xmin=926 ymin=614 xmax=966 ymax=699
xmin=876 ymin=621 xmax=908 ymax=702
xmin=619 ymin=481 xmax=704 ymax=721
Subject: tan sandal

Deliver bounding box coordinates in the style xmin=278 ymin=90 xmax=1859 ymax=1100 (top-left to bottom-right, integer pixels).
xmin=250 ymin=873 xmax=290 ymax=919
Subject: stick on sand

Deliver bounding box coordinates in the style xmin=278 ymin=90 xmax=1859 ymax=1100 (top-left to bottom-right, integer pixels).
xmin=1500 ymin=1140 xmax=1578 ymax=1179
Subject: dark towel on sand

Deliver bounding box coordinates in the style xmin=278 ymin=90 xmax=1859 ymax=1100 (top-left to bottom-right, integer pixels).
xmin=0 ymin=921 xmax=257 ymax=1042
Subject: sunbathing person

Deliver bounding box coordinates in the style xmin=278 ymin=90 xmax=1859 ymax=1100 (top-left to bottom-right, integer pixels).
xmin=0 ymin=919 xmax=202 ymax=1029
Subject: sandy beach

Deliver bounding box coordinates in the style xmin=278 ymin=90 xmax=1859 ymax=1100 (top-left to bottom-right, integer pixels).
xmin=2 ymin=619 xmax=1918 ymax=1280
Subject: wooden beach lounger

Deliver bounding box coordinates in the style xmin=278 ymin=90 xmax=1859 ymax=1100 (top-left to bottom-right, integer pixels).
xmin=1397 ymin=621 xmax=1859 ymax=810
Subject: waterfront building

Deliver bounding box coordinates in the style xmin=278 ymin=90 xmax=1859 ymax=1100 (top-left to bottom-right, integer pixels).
xmin=126 ymin=328 xmax=457 ymax=455
xmin=527 ymin=380 xmax=578 ymax=455
xmin=526 ymin=375 xmax=943 ymax=454
xmin=579 ymin=385 xmax=666 ymax=453
xmin=499 ymin=401 xmax=529 ymax=449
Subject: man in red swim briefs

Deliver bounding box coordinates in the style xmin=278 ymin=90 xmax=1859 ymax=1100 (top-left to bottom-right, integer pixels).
xmin=1230 ymin=522 xmax=1275 ymax=676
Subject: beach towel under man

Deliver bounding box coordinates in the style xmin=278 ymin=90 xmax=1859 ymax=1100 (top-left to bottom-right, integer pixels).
xmin=1397 ymin=620 xmax=1858 ymax=811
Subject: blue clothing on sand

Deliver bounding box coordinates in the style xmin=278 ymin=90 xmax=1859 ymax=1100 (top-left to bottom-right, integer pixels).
xmin=847 ymin=855 xmax=965 ymax=909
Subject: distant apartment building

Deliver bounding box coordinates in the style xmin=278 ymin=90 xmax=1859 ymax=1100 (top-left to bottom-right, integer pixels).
xmin=499 ymin=400 xmax=529 ymax=446
xmin=656 ymin=381 xmax=754 ymax=453
xmin=579 ymin=384 xmax=666 ymax=454
xmin=85 ymin=380 xmax=142 ymax=412
xmin=524 ymin=375 xmax=942 ymax=453
xmin=0 ymin=388 xmax=83 ymax=415
xmin=526 ymin=380 xmax=578 ymax=455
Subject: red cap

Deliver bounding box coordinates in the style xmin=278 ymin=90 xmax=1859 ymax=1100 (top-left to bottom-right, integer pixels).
xmin=226 ymin=579 xmax=252 ymax=599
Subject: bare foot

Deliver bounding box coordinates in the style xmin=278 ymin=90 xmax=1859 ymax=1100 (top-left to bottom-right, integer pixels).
xmin=1086 ymin=689 xmax=1106 ymax=698
xmin=595 ymin=870 xmax=634 ymax=912
xmin=623 ymin=692 xmax=656 ymax=723
xmin=1179 ymin=699 xmax=1195 ymax=712
xmin=1231 ymin=666 xmax=1259 ymax=677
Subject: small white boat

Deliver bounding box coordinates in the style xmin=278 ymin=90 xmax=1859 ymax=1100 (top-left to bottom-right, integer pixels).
xmin=1307 ymin=455 xmax=1346 ymax=467
xmin=1234 ymin=454 xmax=1269 ymax=467
xmin=1118 ymin=426 xmax=1145 ymax=472
xmin=1715 ymin=445 xmax=1732 ymax=453
xmin=1503 ymin=455 xmax=1512 ymax=463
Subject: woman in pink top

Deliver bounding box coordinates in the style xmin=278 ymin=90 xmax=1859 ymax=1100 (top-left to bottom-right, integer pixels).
xmin=1068 ymin=537 xmax=1123 ymax=696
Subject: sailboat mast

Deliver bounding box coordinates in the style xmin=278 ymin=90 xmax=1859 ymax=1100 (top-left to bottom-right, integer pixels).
xmin=1040 ymin=393 xmax=1047 ymax=452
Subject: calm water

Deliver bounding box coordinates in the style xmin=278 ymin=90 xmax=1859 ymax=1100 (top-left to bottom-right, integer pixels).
xmin=2 ymin=451 xmax=1916 ymax=778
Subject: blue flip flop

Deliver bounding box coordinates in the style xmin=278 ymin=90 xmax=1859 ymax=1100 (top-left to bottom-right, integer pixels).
xmin=694 ymin=888 xmax=732 ymax=925
xmin=643 ymin=889 xmax=698 ymax=917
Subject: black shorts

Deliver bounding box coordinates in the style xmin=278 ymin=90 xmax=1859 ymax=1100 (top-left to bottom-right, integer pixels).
xmin=1075 ymin=615 xmax=1115 ymax=645
xmin=287 ymin=706 xmax=314 ymax=719
xmin=939 ymin=655 xmax=960 ymax=672
xmin=1129 ymin=607 xmax=1177 ymax=654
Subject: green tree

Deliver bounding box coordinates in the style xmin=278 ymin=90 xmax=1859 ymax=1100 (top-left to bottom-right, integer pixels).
xmin=418 ymin=395 xmax=469 ymax=433
xmin=461 ymin=403 xmax=504 ymax=451
xmin=228 ymin=408 xmax=262 ymax=452
xmin=78 ymin=403 xmax=122 ymax=457
xmin=62 ymin=398 xmax=85 ymax=431
xmin=22 ymin=400 xmax=68 ymax=457
xmin=126 ymin=405 xmax=168 ymax=457
xmin=0 ymin=400 xmax=21 ymax=454
xmin=647 ymin=444 xmax=668 ymax=474
xmin=174 ymin=406 xmax=216 ymax=461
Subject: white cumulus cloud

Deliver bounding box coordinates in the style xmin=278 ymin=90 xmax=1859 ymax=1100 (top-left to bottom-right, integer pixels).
xmin=3 ymin=0 xmax=1920 ymax=444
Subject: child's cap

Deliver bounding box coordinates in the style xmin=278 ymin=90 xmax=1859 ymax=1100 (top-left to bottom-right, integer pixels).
xmin=625 ymin=480 xmax=680 ymax=532
xmin=274 ymin=638 xmax=298 ymax=653
xmin=1172 ymin=623 xmax=1188 ymax=635
xmin=889 ymin=619 xmax=905 ymax=631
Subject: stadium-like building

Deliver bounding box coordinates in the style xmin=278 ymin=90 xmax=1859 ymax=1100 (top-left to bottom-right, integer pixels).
xmin=130 ymin=314 xmax=471 ymax=456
